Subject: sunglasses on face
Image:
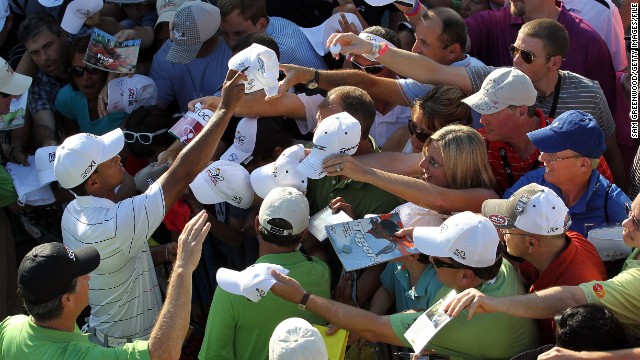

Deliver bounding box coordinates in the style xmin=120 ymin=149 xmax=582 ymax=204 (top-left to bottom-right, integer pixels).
xmin=67 ymin=65 xmax=102 ymax=78
xmin=0 ymin=92 xmax=11 ymax=99
xmin=626 ymin=202 xmax=640 ymax=231
xmin=123 ymin=129 xmax=168 ymax=144
xmin=431 ymin=256 xmax=467 ymax=270
xmin=349 ymin=57 xmax=385 ymax=75
xmin=407 ymin=119 xmax=432 ymax=143
xmin=509 ymin=44 xmax=551 ymax=64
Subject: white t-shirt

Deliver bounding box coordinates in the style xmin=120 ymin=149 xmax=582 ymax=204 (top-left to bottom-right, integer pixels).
xmin=61 ymin=182 xmax=165 ymax=341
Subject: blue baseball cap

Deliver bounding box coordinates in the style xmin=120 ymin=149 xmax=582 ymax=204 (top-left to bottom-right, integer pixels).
xmin=527 ymin=110 xmax=605 ymax=159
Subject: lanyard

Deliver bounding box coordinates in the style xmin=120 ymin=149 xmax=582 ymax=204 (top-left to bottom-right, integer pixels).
xmin=548 ymin=73 xmax=562 ymax=119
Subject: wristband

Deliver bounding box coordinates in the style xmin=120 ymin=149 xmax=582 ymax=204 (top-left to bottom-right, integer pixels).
xmin=405 ymin=1 xmax=421 ymax=17
xmin=377 ymin=42 xmax=390 ymax=58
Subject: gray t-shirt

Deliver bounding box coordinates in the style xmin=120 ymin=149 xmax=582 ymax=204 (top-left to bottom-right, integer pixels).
xmin=466 ymin=66 xmax=615 ymax=138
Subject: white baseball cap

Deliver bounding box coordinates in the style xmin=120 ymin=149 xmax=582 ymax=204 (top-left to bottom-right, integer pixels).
xmin=250 ymin=144 xmax=308 ymax=198
xmin=482 ymin=184 xmax=571 ymax=236
xmin=189 ymin=160 xmax=254 ymax=208
xmin=156 ymin=0 xmax=193 ymax=27
xmin=413 ymin=211 xmax=500 ymax=268
xmin=34 ymin=146 xmax=58 ymax=186
xmin=106 ymin=75 xmax=157 ymax=114
xmin=258 ymin=187 xmax=309 ymax=237
xmin=167 ymin=1 xmax=221 ymax=64
xmin=300 ymin=12 xmax=363 ymax=55
xmin=297 ymin=112 xmax=361 ymax=179
xmin=60 ymin=0 xmax=104 ymax=34
xmin=0 ymin=58 xmax=32 ymax=96
xmin=220 ymin=117 xmax=257 ymax=164
xmin=216 ymin=262 xmax=289 ymax=302
xmin=0 ymin=0 xmax=10 ymax=30
xmin=462 ymin=67 xmax=536 ymax=115
xmin=228 ymin=43 xmax=280 ymax=98
xmin=359 ymin=32 xmax=398 ymax=62
xmin=38 ymin=0 xmax=63 ymax=7
xmin=269 ymin=318 xmax=328 ymax=360
xmin=54 ymin=128 xmax=124 ymax=189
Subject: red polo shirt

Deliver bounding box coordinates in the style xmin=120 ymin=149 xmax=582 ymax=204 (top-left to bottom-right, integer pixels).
xmin=519 ymin=231 xmax=608 ymax=344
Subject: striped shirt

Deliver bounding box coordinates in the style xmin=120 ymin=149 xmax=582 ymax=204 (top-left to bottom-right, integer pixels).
xmin=467 ymin=67 xmax=616 ymax=139
xmin=61 ymin=182 xmax=165 ymax=341
xmin=266 ymin=17 xmax=327 ymax=70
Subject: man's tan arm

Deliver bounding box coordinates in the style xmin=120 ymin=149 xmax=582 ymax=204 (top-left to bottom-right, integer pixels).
xmin=604 ymin=135 xmax=629 ymax=194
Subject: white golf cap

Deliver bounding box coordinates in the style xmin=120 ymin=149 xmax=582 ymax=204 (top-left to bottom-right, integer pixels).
xmin=220 ymin=117 xmax=257 ymax=164
xmin=250 ymin=144 xmax=308 ymax=198
xmin=189 ymin=160 xmax=254 ymax=208
xmin=228 ymin=43 xmax=280 ymax=98
xmin=297 ymin=112 xmax=361 ymax=179
xmin=38 ymin=0 xmax=63 ymax=7
xmin=106 ymin=75 xmax=157 ymax=114
xmin=216 ymin=262 xmax=289 ymax=302
xmin=0 ymin=58 xmax=32 ymax=96
xmin=166 ymin=1 xmax=221 ymax=64
xmin=54 ymin=128 xmax=124 ymax=189
xmin=413 ymin=211 xmax=500 ymax=268
xmin=258 ymin=187 xmax=309 ymax=237
xmin=462 ymin=67 xmax=536 ymax=115
xmin=34 ymin=146 xmax=58 ymax=186
xmin=60 ymin=0 xmax=104 ymax=34
xmin=482 ymin=183 xmax=571 ymax=236
xmin=269 ymin=318 xmax=328 ymax=360
xmin=300 ymin=12 xmax=363 ymax=55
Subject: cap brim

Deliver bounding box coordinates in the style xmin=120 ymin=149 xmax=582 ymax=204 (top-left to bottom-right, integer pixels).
xmin=297 ymin=154 xmax=325 ymax=179
xmin=216 ymin=267 xmax=244 ymax=294
xmin=1 ymin=72 xmax=32 ymax=96
xmin=166 ymin=43 xmax=201 ymax=64
xmin=461 ymin=92 xmax=507 ymax=115
xmin=413 ymin=226 xmax=451 ymax=257
xmin=220 ymin=144 xmax=253 ymax=164
xmin=37 ymin=170 xmax=57 ymax=186
xmin=527 ymin=127 xmax=567 ymax=154
xmin=250 ymin=162 xmax=278 ymax=199
xmin=481 ymin=199 xmax=516 ymax=228
xmin=189 ymin=172 xmax=226 ymax=204
xmin=38 ymin=0 xmax=63 ymax=6
xmin=73 ymin=246 xmax=101 ymax=276
xmin=99 ymin=128 xmax=125 ymax=164
xmin=155 ymin=11 xmax=176 ymax=27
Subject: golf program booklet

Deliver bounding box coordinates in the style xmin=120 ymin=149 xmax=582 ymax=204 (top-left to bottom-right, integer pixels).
xmin=325 ymin=213 xmax=419 ymax=272
xmin=84 ymin=28 xmax=141 ymax=73
xmin=404 ymin=290 xmax=456 ymax=354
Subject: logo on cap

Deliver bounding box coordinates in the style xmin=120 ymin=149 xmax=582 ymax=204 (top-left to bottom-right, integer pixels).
xmin=160 ymin=0 xmax=176 ymax=10
xmin=312 ymin=143 xmax=327 ymax=151
xmin=514 ymin=195 xmax=532 ymax=215
xmin=339 ymin=144 xmax=358 ymax=154
xmin=256 ymin=288 xmax=266 ymax=298
xmin=206 ymin=168 xmax=224 ymax=185
xmin=81 ymin=160 xmax=97 ymax=179
xmin=488 ymin=214 xmax=508 ymax=226
xmin=66 ymin=246 xmax=76 ymax=261
xmin=4 ymin=60 xmax=12 ymax=75
xmin=231 ymin=195 xmax=242 ymax=205
xmin=76 ymin=9 xmax=91 ymax=17
xmin=173 ymin=28 xmax=186 ymax=41
xmin=234 ymin=131 xmax=246 ymax=146
xmin=48 ymin=152 xmax=55 ymax=163
xmin=453 ymin=249 xmax=466 ymax=260
xmin=257 ymin=58 xmax=266 ymax=75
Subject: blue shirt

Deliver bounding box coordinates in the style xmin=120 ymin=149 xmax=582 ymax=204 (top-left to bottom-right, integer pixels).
xmin=150 ymin=38 xmax=231 ymax=112
xmin=266 ymin=17 xmax=327 ymax=70
xmin=55 ymin=84 xmax=128 ymax=135
xmin=380 ymin=262 xmax=442 ymax=312
xmin=504 ymin=168 xmax=630 ymax=236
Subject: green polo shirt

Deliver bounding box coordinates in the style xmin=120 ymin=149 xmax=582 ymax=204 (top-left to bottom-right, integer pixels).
xmin=0 ymin=315 xmax=150 ymax=359
xmin=389 ymin=261 xmax=539 ymax=360
xmin=199 ymin=251 xmax=331 ymax=360
xmin=0 ymin=165 xmax=17 ymax=207
xmin=580 ymin=247 xmax=640 ymax=340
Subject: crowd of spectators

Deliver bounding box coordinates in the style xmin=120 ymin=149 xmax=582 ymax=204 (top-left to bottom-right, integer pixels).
xmin=0 ymin=0 xmax=639 ymax=359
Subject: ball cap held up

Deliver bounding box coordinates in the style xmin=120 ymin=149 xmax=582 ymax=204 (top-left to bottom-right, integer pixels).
xmin=462 ymin=67 xmax=536 ymax=115
xmin=18 ymin=243 xmax=100 ymax=304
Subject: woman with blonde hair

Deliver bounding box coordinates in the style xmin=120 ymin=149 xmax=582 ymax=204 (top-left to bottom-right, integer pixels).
xmin=323 ymin=124 xmax=497 ymax=213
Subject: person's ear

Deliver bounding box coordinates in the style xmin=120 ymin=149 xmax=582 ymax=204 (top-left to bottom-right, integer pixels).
xmin=272 ymin=146 xmax=284 ymax=159
xmin=256 ymin=17 xmax=268 ymax=32
xmin=446 ymin=43 xmax=461 ymax=61
xmin=254 ymin=216 xmax=260 ymax=233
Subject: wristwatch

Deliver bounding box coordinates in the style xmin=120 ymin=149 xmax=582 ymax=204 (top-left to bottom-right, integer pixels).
xmin=305 ymin=70 xmax=320 ymax=89
xmin=297 ymin=292 xmax=311 ymax=310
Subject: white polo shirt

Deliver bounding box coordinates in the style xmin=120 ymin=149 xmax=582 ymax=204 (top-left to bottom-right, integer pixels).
xmin=61 ymin=182 xmax=165 ymax=341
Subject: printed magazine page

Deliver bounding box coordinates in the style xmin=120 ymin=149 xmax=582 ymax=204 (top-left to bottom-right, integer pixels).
xmin=404 ymin=290 xmax=456 ymax=354
xmin=84 ymin=28 xmax=141 ymax=73
xmin=168 ymin=103 xmax=214 ymax=145
xmin=0 ymin=92 xmax=27 ymax=130
xmin=325 ymin=213 xmax=419 ymax=272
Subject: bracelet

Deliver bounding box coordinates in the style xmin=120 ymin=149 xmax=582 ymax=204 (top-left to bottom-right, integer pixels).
xmin=405 ymin=1 xmax=421 ymax=17
xmin=377 ymin=42 xmax=390 ymax=58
